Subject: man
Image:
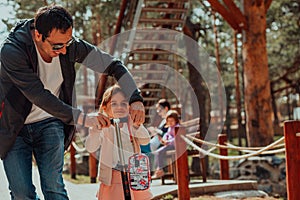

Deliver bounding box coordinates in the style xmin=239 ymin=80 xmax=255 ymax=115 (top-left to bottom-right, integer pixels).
xmin=0 ymin=5 xmax=144 ymax=200
xmin=144 ymin=99 xmax=170 ymax=174
xmin=148 ymin=99 xmax=171 ymax=151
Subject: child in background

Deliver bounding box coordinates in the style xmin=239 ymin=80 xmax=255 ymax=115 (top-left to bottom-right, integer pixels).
xmin=85 ymin=84 xmax=152 ymax=200
xmin=152 ymin=110 xmax=180 ymax=179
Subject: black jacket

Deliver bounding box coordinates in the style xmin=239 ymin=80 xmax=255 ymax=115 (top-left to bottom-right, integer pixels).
xmin=0 ymin=19 xmax=142 ymax=159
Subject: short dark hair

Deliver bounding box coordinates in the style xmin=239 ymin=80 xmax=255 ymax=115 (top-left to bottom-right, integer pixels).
xmin=34 ymin=5 xmax=73 ymax=41
xmin=157 ymin=99 xmax=170 ymax=110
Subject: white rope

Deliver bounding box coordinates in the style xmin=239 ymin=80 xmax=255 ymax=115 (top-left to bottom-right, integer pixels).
xmin=186 ymin=134 xmax=285 ymax=151
xmin=186 ymin=134 xmax=243 ymax=150
xmin=181 ymin=135 xmax=285 ymax=160
xmin=225 ymin=142 xmax=285 ymax=155
xmin=225 ymin=141 xmax=285 ymax=150
xmin=71 ymin=141 xmax=87 ymax=153
xmin=207 ymin=146 xmax=217 ymax=153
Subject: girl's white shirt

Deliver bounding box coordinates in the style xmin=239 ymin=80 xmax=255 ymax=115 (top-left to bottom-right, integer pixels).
xmin=85 ymin=123 xmax=150 ymax=185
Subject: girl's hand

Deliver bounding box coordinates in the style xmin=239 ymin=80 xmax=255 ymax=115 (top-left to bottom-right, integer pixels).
xmin=161 ymin=139 xmax=168 ymax=146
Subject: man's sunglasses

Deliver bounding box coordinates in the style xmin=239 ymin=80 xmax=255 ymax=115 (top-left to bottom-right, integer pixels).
xmin=45 ymin=37 xmax=74 ymax=51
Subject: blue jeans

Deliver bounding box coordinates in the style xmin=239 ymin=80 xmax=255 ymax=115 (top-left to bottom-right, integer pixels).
xmin=155 ymin=144 xmax=175 ymax=169
xmin=3 ymin=118 xmax=69 ymax=200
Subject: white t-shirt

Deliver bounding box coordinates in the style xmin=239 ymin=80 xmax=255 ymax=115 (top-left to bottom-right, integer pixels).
xmin=25 ymin=46 xmax=63 ymax=124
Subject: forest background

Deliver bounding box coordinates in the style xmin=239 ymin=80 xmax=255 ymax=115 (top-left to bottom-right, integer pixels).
xmin=0 ymin=0 xmax=299 ymax=148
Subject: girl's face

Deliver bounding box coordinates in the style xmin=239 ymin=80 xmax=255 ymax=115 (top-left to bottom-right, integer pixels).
xmin=166 ymin=117 xmax=177 ymax=127
xmin=104 ymin=92 xmax=129 ymax=118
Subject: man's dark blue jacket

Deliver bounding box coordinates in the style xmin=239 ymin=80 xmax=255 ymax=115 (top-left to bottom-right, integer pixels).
xmin=0 ymin=19 xmax=142 ymax=159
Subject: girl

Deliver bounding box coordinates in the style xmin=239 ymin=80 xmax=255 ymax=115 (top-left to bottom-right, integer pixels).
xmin=85 ymin=84 xmax=152 ymax=200
xmin=152 ymin=110 xmax=180 ymax=179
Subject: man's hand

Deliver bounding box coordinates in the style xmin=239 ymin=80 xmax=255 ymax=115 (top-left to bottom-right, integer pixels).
xmin=79 ymin=112 xmax=111 ymax=129
xmin=129 ymin=101 xmax=145 ymax=126
xmin=94 ymin=112 xmax=111 ymax=128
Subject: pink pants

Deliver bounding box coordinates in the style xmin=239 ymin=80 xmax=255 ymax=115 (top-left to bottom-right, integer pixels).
xmin=97 ymin=170 xmax=153 ymax=200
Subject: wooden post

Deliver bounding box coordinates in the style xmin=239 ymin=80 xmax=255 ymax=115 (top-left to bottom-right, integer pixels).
xmin=70 ymin=142 xmax=76 ymax=179
xmin=175 ymin=127 xmax=190 ymax=200
xmin=200 ymin=157 xmax=207 ymax=182
xmin=284 ymin=121 xmax=300 ymax=200
xmin=89 ymin=152 xmax=98 ymax=183
xmin=218 ymin=134 xmax=229 ymax=180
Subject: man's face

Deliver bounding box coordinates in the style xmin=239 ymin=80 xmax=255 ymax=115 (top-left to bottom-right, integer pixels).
xmin=34 ymin=27 xmax=73 ymax=61
xmin=156 ymin=105 xmax=168 ymax=118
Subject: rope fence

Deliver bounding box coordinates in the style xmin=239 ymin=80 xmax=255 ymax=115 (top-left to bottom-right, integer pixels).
xmin=225 ymin=142 xmax=286 ymax=155
xmin=185 ymin=134 xmax=285 ymax=152
xmin=181 ymin=135 xmax=285 ymax=160
xmin=71 ymin=141 xmax=87 ymax=153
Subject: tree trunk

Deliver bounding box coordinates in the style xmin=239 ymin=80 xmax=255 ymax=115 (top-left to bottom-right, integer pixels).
xmin=184 ymin=19 xmax=209 ymax=175
xmin=183 ymin=19 xmax=209 ymax=136
xmin=242 ymin=1 xmax=273 ymax=146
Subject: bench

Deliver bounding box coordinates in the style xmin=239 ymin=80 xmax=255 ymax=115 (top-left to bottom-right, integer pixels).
xmin=160 ymin=117 xmax=207 ymax=184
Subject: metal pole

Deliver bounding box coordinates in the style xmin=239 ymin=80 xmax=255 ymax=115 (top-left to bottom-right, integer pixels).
xmin=113 ymin=118 xmax=131 ymax=200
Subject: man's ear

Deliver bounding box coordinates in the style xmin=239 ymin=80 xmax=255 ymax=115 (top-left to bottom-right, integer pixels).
xmin=34 ymin=29 xmax=43 ymax=42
